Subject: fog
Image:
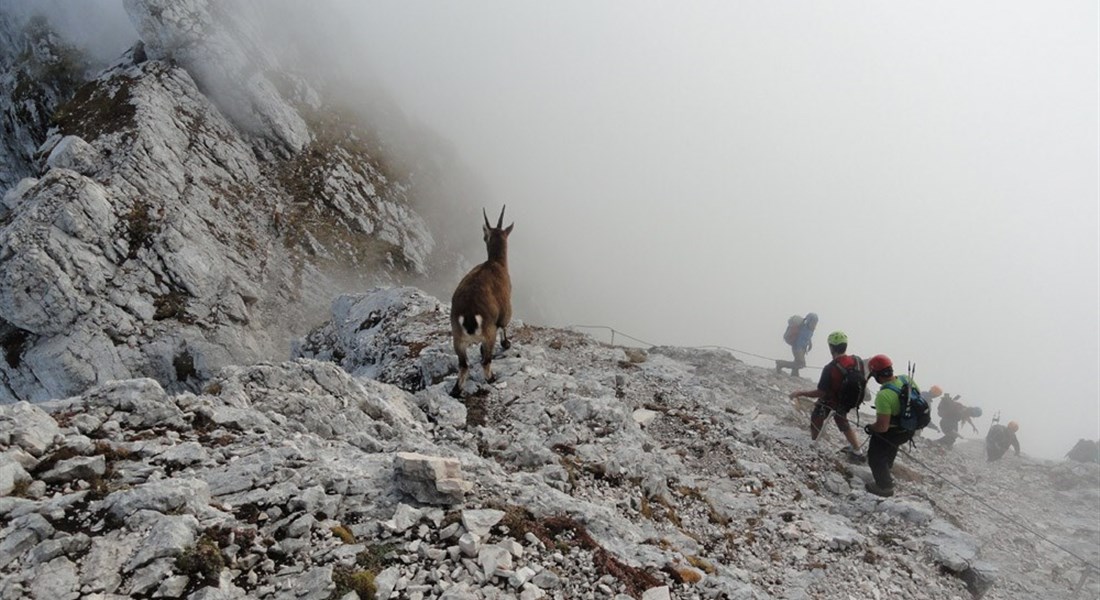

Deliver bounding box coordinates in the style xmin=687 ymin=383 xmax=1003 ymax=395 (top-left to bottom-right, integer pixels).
xmin=276 ymin=1 xmax=1100 ymax=462
xmin=28 ymin=1 xmax=1100 ymax=460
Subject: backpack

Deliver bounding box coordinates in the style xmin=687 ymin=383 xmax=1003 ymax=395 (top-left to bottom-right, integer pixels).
xmin=937 ymin=395 xmax=960 ymax=418
xmin=783 ymin=315 xmax=802 ymax=345
xmin=883 ymin=375 xmax=931 ymax=432
xmin=834 ymin=355 xmax=868 ymax=412
xmin=1066 ymin=439 xmax=1100 ymax=464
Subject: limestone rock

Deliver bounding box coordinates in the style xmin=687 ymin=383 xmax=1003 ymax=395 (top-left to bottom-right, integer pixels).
xmin=0 ymin=3 xmax=434 ymax=404
xmin=40 ymin=455 xmax=106 ymax=484
xmin=0 ymin=402 xmax=60 ymax=456
xmin=394 ymin=452 xmax=473 ymax=505
xmin=0 ymin=452 xmax=31 ymax=496
xmin=45 ymin=135 xmax=101 ymax=175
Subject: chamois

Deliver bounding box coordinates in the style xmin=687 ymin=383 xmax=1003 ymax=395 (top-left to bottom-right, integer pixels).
xmin=449 ymin=206 xmax=514 ymax=398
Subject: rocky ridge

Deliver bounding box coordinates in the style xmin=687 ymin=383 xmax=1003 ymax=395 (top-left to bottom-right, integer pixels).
xmin=0 ymin=0 xmax=434 ymax=404
xmin=1 ymin=286 xmax=1096 ymax=600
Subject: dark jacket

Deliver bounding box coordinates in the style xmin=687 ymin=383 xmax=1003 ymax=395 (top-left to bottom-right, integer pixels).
xmin=985 ymin=424 xmax=1020 ymax=461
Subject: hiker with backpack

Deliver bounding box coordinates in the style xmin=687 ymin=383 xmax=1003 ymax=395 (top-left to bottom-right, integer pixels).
xmin=862 ymin=354 xmax=931 ymax=497
xmin=985 ymin=421 xmax=1021 ymax=462
xmin=933 ymin=393 xmax=981 ymax=449
xmin=776 ymin=312 xmax=817 ymax=377
xmin=1066 ymin=439 xmax=1100 ymax=464
xmin=788 ymin=331 xmax=866 ymax=463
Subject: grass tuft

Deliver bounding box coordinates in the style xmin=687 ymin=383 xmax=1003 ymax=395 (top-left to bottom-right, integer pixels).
xmin=331 ymin=524 xmax=355 ymax=545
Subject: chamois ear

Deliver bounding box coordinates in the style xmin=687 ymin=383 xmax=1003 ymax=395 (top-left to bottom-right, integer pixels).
xmin=504 ymin=223 xmax=514 ymax=235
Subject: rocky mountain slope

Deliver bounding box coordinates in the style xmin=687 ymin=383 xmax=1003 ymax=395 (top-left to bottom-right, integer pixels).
xmin=0 ymin=1 xmax=1097 ymax=598
xmin=0 ymin=0 xmax=434 ymax=404
xmin=1 ymin=287 xmax=1097 ymax=600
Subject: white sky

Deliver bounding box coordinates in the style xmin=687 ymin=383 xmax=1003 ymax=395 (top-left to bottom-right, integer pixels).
xmin=33 ymin=1 xmax=1100 ymax=460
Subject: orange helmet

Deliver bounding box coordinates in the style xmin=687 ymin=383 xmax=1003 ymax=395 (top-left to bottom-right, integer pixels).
xmin=930 ymin=385 xmax=943 ymax=397
xmin=1007 ymin=421 xmax=1019 ymax=432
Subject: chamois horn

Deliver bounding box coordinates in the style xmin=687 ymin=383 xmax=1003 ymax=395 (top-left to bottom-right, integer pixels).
xmin=483 ymin=205 xmax=506 ymax=229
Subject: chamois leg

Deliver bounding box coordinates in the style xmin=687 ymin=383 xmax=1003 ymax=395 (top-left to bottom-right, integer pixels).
xmin=499 ymin=325 xmax=511 ymax=350
xmin=481 ymin=326 xmax=498 ymax=384
xmin=451 ymin=341 xmax=469 ymax=398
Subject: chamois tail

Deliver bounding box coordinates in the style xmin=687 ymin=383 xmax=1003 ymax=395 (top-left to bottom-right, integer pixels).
xmin=458 ymin=314 xmax=483 ymax=336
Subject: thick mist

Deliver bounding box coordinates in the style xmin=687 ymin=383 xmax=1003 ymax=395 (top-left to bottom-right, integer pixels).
xmin=17 ymin=1 xmax=1100 ymax=460
xmin=261 ymin=1 xmax=1100 ymax=462
xmin=3 ymin=0 xmax=136 ymax=65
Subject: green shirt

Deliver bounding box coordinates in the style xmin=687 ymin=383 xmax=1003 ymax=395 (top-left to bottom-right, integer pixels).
xmin=874 ymin=376 xmax=918 ymax=417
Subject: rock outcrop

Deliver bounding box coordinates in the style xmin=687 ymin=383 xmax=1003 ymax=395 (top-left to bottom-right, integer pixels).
xmin=0 ymin=0 xmax=434 ymax=403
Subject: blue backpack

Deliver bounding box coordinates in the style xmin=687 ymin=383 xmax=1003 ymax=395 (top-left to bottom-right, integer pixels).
xmin=883 ymin=375 xmax=931 ymax=431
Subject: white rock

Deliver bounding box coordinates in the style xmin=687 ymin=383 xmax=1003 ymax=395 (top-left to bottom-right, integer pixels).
xmin=41 ymin=455 xmax=107 ymax=484
xmin=477 ymin=544 xmax=513 ymax=580
xmin=45 ymin=136 xmax=102 ymax=175
xmin=0 ymin=453 xmax=31 ymax=496
xmin=1 ymin=402 xmax=61 ymax=457
xmin=632 ymin=408 xmax=659 ymax=428
xmin=382 ymin=503 xmax=423 ymax=534
xmin=394 ymin=452 xmax=473 ymax=505
xmin=458 ymin=532 xmax=480 ymax=558
xmin=461 ymin=508 xmax=504 ymax=538
xmin=641 ymin=586 xmax=672 ymax=600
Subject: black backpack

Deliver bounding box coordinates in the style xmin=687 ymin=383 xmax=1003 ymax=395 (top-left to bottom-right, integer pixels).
xmin=835 ymin=355 xmax=868 ymax=412
xmin=884 ymin=375 xmax=931 ymax=431
xmin=1066 ymin=439 xmax=1100 ymax=464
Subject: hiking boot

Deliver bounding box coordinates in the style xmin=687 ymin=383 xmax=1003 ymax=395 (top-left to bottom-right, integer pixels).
xmin=864 ymin=481 xmax=895 ymax=497
xmin=774 ymin=361 xmax=783 ymax=373
xmin=843 ymin=447 xmax=866 ymax=464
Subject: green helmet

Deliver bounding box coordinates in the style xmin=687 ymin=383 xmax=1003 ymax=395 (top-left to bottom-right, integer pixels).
xmin=827 ymin=331 xmax=848 ymax=346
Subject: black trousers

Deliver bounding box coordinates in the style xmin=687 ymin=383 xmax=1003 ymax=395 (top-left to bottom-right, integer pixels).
xmin=868 ymin=428 xmax=914 ymax=488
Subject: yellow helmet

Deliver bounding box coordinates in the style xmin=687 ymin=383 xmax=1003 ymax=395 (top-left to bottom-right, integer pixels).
xmin=1007 ymin=421 xmax=1019 ymax=432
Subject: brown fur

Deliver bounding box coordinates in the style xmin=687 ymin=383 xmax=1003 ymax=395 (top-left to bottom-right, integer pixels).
xmin=449 ymin=206 xmax=514 ymax=397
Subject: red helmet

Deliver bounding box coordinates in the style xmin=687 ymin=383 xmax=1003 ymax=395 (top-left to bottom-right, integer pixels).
xmin=868 ymin=354 xmax=893 ymax=375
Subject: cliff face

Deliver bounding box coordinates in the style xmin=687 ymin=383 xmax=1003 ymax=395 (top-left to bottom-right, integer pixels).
xmin=0 ymin=12 xmax=87 ymax=191
xmin=0 ymin=0 xmax=434 ymax=403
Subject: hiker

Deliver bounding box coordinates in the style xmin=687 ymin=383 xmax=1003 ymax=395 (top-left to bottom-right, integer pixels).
xmin=788 ymin=330 xmax=866 ymax=462
xmin=933 ymin=393 xmax=981 ymax=449
xmin=862 ymin=354 xmax=921 ymax=497
xmin=920 ymin=386 xmax=944 ymax=432
xmin=776 ymin=312 xmax=817 ymax=377
xmin=986 ymin=421 xmax=1021 ymax=462
xmin=1066 ymin=439 xmax=1100 ymax=464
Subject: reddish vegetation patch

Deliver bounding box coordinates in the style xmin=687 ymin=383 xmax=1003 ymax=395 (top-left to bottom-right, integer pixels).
xmin=464 ymin=389 xmax=490 ymax=427
xmin=540 ymin=516 xmax=663 ymax=598
xmin=488 ymin=505 xmax=663 ymax=598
